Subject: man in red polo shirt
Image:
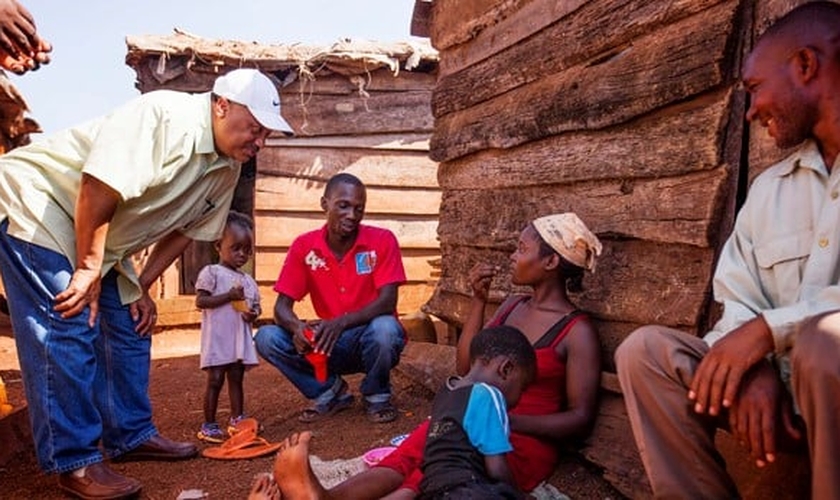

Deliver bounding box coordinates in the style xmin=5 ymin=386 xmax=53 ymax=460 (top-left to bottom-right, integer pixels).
xmin=255 ymin=173 xmax=407 ymax=424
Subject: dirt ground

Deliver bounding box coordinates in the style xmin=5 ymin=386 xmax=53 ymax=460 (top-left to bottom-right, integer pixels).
xmin=0 ymin=329 xmax=624 ymax=500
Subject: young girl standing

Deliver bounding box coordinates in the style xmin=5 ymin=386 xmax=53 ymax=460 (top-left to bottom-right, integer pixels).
xmin=195 ymin=211 xmax=261 ymax=443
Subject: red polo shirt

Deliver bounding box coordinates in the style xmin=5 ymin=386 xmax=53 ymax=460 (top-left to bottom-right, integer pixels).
xmin=274 ymin=224 xmax=406 ymax=320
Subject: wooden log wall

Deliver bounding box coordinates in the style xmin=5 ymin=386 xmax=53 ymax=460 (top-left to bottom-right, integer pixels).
xmin=424 ymin=0 xmax=750 ymax=369
xmin=423 ymin=0 xmax=833 ymax=497
xmin=423 ymin=0 xmax=751 ymax=497
xmin=130 ymin=65 xmax=440 ymax=327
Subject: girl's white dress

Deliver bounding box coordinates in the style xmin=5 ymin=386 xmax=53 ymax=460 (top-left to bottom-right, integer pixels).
xmin=195 ymin=264 xmax=260 ymax=369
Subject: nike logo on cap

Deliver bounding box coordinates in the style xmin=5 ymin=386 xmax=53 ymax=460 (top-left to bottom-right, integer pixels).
xmin=272 ymin=100 xmax=280 ymax=106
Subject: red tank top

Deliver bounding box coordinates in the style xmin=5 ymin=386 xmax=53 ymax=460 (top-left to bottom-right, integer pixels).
xmin=488 ymin=295 xmax=587 ymax=491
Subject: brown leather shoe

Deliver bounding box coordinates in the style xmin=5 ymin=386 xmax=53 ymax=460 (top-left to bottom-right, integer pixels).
xmin=112 ymin=434 xmax=198 ymax=462
xmin=58 ymin=462 xmax=141 ymax=499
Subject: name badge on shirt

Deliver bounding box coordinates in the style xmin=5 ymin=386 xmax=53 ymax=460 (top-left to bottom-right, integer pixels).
xmin=355 ymin=250 xmax=377 ymax=275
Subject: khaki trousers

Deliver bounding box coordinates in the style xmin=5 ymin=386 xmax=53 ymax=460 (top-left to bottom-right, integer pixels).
xmin=615 ymin=314 xmax=840 ymax=500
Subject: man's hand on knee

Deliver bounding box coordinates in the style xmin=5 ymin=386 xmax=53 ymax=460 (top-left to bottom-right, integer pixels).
xmin=727 ymin=360 xmax=801 ymax=467
xmin=689 ymin=316 xmax=774 ymax=416
xmin=312 ymin=317 xmax=348 ymax=356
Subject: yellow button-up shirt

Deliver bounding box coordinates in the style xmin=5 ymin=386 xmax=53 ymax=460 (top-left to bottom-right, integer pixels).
xmin=707 ymin=140 xmax=840 ymax=383
xmin=0 ymin=91 xmax=239 ymax=304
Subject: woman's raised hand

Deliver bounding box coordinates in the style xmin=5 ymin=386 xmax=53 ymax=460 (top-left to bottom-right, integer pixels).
xmin=469 ymin=263 xmax=497 ymax=302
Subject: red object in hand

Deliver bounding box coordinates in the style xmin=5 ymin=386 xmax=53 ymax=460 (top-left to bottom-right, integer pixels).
xmin=303 ymin=328 xmax=329 ymax=383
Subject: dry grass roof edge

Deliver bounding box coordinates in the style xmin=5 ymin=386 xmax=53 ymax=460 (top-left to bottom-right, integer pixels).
xmin=125 ymin=29 xmax=439 ymax=81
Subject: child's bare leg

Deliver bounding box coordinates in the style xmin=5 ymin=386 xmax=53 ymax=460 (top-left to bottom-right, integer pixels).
xmin=227 ymin=362 xmax=245 ymax=418
xmin=204 ymin=366 xmax=226 ymax=423
xmin=272 ymin=431 xmax=406 ymax=500
xmin=248 ymin=473 xmax=281 ymax=500
xmin=327 ymin=467 xmax=406 ymax=500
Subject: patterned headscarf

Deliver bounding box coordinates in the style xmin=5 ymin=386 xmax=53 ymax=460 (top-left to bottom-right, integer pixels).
xmin=532 ymin=213 xmax=602 ymax=272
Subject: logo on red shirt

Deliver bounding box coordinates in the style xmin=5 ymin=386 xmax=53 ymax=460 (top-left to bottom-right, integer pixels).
xmin=355 ymin=250 xmax=377 ymax=275
xmin=305 ymin=250 xmax=329 ymax=271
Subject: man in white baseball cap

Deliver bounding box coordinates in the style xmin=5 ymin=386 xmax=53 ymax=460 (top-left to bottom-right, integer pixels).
xmin=0 ymin=67 xmax=294 ymax=498
xmin=213 ymin=68 xmax=293 ymax=135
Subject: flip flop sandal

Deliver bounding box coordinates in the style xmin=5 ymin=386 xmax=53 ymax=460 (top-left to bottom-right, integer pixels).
xmin=202 ymin=423 xmax=278 ymax=460
xmin=367 ymin=402 xmax=398 ymax=424
xmin=201 ymin=435 xmax=282 ymax=460
xmin=298 ymin=393 xmax=355 ymax=423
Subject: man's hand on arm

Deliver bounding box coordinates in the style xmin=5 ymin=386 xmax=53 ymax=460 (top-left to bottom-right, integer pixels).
xmin=728 ymin=359 xmax=802 ymax=468
xmin=689 ymin=315 xmax=775 ymax=416
xmin=54 ymin=174 xmax=119 ymax=326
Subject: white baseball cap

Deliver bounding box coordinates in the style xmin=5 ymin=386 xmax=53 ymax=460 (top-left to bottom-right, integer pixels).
xmin=212 ymin=69 xmax=294 ymax=134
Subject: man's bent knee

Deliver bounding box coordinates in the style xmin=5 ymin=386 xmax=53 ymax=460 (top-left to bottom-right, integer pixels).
xmin=254 ymin=324 xmax=292 ymax=355
xmin=368 ymin=316 xmax=404 ymax=343
xmin=616 ymin=325 xmax=667 ymax=372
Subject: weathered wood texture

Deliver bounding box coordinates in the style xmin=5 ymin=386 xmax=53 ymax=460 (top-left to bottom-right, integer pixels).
xmin=436 ymin=0 xmax=588 ymax=77
xmin=426 ymin=241 xmax=715 ymax=329
xmin=258 ymin=146 xmax=438 ymax=188
xmin=430 ymin=1 xmax=743 ymax=163
xmin=281 ymin=89 xmax=434 ymax=137
xmin=581 ymin=394 xmax=653 ymax=499
xmin=439 ymin=90 xmax=733 ymax=189
xmin=429 ymin=0 xmax=528 ymax=52
xmin=434 ymin=0 xmax=727 ymax=114
xmin=439 ymin=167 xmax=731 ymax=248
xmin=411 ymin=0 xmax=433 ymax=37
xmin=283 ymin=72 xmax=437 ymax=95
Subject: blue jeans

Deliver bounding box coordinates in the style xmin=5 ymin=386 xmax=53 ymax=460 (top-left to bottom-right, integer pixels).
xmin=254 ymin=316 xmax=405 ymax=404
xmin=0 ymin=221 xmax=157 ymax=473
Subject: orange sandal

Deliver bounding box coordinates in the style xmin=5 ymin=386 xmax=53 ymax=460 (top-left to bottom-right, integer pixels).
xmin=202 ymin=418 xmax=280 ymax=460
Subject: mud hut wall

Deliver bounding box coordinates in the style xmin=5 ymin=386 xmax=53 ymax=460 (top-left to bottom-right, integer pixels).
xmin=424 ymin=0 xmax=750 ymax=368
xmin=130 ymin=66 xmax=441 ymax=326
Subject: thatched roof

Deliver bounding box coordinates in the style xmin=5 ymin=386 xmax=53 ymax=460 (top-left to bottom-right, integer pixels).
xmin=0 ymin=71 xmax=39 ymax=153
xmin=125 ymin=30 xmax=438 ymax=91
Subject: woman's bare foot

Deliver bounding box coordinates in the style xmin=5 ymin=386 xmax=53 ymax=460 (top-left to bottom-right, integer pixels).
xmin=273 ymin=432 xmax=328 ymax=500
xmin=248 ymin=473 xmax=281 ymax=500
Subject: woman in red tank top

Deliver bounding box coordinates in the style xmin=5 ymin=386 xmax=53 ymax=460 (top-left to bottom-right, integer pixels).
xmin=257 ymin=214 xmax=603 ymax=499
